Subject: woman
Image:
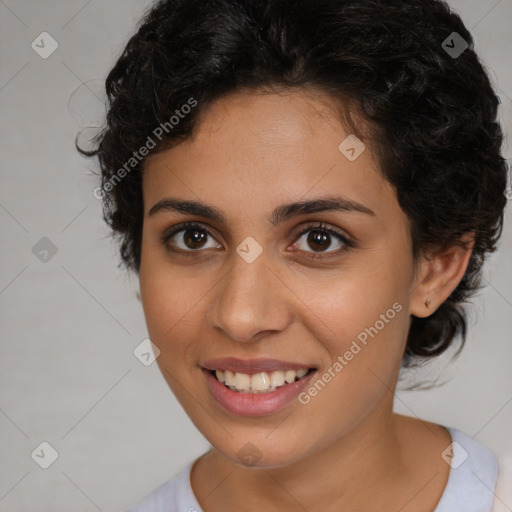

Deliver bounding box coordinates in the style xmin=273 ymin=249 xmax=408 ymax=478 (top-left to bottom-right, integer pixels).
xmin=80 ymin=0 xmax=510 ymax=510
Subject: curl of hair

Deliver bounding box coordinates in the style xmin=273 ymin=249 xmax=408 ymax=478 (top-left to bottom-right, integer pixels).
xmin=78 ymin=0 xmax=508 ymax=366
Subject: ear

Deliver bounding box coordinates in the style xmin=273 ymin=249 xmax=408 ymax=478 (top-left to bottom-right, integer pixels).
xmin=410 ymin=234 xmax=475 ymax=318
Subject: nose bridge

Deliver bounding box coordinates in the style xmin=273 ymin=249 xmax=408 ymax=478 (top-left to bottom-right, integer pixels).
xmin=207 ymin=247 xmax=290 ymax=342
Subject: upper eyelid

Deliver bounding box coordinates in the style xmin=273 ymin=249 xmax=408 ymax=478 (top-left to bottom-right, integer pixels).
xmin=295 ymin=222 xmax=349 ymax=238
xmin=164 ymin=222 xmax=220 ymax=241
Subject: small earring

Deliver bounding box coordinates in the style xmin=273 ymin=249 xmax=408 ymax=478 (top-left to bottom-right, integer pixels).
xmin=425 ymin=298 xmax=431 ymax=308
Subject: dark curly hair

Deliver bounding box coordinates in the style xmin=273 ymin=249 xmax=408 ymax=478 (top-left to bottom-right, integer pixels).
xmin=78 ymin=0 xmax=509 ymax=366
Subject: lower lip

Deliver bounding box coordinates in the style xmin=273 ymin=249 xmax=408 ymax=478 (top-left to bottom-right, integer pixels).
xmin=202 ymin=368 xmax=317 ymax=416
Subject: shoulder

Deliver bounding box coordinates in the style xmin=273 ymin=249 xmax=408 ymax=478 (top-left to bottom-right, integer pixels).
xmin=126 ymin=460 xmax=201 ymax=512
xmin=435 ymin=427 xmax=499 ymax=512
xmin=492 ymin=452 xmax=512 ymax=512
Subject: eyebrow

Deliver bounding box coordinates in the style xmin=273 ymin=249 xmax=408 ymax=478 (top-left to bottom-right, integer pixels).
xmin=148 ymin=196 xmax=375 ymax=225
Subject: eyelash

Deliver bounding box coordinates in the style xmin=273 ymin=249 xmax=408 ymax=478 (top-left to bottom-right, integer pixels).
xmin=160 ymin=221 xmax=355 ymax=260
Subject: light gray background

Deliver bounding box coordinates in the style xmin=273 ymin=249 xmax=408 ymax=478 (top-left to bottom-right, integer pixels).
xmin=1 ymin=0 xmax=511 ymax=510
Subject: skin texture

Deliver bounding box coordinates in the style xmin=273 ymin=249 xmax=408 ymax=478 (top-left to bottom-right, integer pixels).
xmin=139 ymin=88 xmax=473 ymax=511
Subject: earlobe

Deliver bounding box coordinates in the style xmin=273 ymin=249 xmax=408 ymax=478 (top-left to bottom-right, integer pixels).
xmin=410 ymin=235 xmax=474 ymax=318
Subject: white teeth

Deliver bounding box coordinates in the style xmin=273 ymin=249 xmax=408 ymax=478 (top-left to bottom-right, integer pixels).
xmin=251 ymin=372 xmax=270 ymax=390
xmin=234 ymin=372 xmax=251 ymax=390
xmin=224 ymin=370 xmax=235 ymax=387
xmin=296 ymin=369 xmax=308 ymax=378
xmin=284 ymin=370 xmax=296 ymax=384
xmin=270 ymin=370 xmax=285 ymax=388
xmin=212 ymin=368 xmax=310 ymax=393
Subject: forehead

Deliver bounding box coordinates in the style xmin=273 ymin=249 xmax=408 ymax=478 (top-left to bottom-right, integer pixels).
xmin=142 ymin=88 xmax=399 ymax=225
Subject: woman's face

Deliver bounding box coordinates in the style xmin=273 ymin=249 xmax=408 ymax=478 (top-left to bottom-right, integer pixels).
xmin=139 ymin=88 xmax=422 ymax=467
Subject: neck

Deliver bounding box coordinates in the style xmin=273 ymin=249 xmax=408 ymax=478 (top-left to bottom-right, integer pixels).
xmin=191 ymin=400 xmax=419 ymax=510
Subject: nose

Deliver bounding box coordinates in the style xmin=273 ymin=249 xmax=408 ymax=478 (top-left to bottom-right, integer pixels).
xmin=206 ymin=251 xmax=293 ymax=344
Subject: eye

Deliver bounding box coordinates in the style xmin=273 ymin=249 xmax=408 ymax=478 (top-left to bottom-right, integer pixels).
xmin=160 ymin=221 xmax=354 ymax=259
xmin=291 ymin=222 xmax=354 ymax=259
xmin=161 ymin=222 xmax=221 ymax=253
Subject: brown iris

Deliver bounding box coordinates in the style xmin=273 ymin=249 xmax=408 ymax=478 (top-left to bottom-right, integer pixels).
xmin=183 ymin=228 xmax=207 ymax=250
xmin=307 ymin=230 xmax=331 ymax=252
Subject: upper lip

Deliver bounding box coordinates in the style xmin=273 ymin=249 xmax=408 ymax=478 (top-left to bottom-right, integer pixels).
xmin=201 ymin=357 xmax=316 ymax=375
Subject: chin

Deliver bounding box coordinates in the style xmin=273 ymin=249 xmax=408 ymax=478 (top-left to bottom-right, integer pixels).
xmin=211 ymin=435 xmax=310 ymax=470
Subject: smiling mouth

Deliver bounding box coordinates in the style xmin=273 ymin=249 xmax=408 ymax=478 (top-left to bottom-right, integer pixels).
xmin=210 ymin=368 xmax=317 ymax=394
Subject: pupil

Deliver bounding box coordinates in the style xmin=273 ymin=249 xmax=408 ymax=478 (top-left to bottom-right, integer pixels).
xmin=308 ymin=230 xmax=330 ymax=252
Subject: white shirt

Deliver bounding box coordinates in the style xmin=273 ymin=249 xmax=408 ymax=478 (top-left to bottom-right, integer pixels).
xmin=127 ymin=427 xmax=502 ymax=512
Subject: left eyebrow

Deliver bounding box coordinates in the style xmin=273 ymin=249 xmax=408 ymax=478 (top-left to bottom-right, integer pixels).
xmin=269 ymin=197 xmax=375 ymax=225
xmin=148 ymin=196 xmax=376 ymax=225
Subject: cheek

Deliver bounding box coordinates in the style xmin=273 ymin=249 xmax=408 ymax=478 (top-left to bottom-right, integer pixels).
xmin=139 ymin=248 xmax=198 ymax=349
xmin=294 ymin=295 xmax=407 ymax=444
xmin=139 ymin=265 xmax=209 ymax=404
xmin=289 ymin=262 xmax=409 ymax=407
xmin=140 ymin=274 xmax=203 ymax=344
xmin=291 ymin=258 xmax=408 ymax=347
